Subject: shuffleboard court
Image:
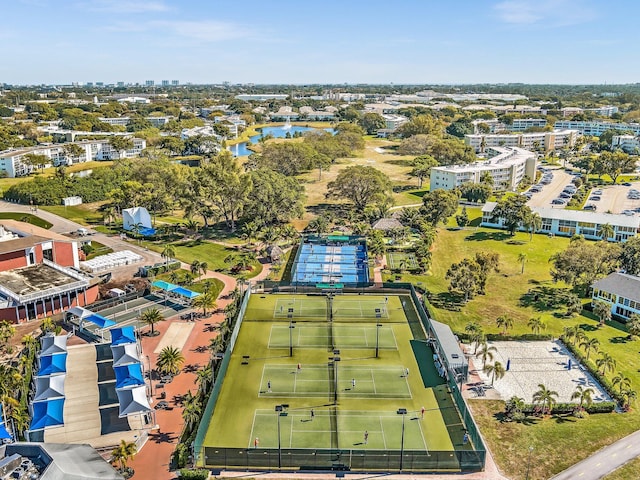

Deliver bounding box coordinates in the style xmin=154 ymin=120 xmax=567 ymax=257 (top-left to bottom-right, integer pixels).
xmin=387 ymin=252 xmax=419 ymax=270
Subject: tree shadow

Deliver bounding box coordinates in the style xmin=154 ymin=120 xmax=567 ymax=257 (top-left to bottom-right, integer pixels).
xmin=464 ymin=231 xmax=511 ymax=242
xmin=385 ymin=159 xmax=413 ymax=166
xmin=519 ymin=286 xmax=575 ymax=312
xmin=183 ymin=363 xmax=200 ymax=373
xmin=553 ymin=414 xmax=576 ymax=424
xmin=427 ymin=292 xmax=465 ymax=312
xmin=506 ymin=240 xmax=527 ymax=245
xmin=610 ymin=336 xmax=630 ymax=344
xmin=578 ymin=323 xmax=598 ymax=332
xmin=148 ymin=430 xmax=178 ymax=444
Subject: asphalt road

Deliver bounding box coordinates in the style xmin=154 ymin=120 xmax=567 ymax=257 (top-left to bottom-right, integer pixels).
xmin=550 ymin=429 xmax=640 ymax=480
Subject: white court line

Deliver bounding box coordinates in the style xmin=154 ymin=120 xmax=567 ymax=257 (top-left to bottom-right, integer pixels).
xmin=417 ymin=417 xmax=429 ymax=454
xmin=370 ymin=369 xmax=377 ymax=394
xmin=379 ymin=416 xmax=387 ymax=449
xmin=259 ymin=365 xmax=266 ymax=395
xmin=248 ymin=411 xmax=258 ymax=449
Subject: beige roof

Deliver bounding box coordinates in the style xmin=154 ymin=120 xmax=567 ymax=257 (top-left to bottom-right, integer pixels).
xmin=372 ymin=218 xmax=403 ymax=231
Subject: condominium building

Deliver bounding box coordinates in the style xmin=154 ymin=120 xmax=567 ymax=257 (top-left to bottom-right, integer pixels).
xmin=612 ymin=135 xmax=640 ymax=153
xmin=0 ymin=138 xmax=146 ymax=177
xmin=482 ymin=203 xmax=639 ymax=242
xmin=592 ymin=273 xmax=640 ymax=320
xmin=235 ymin=94 xmax=289 ymax=101
xmin=465 ymin=130 xmax=577 ymax=153
xmin=509 ymin=118 xmax=548 ymax=132
xmin=98 ymin=116 xmax=173 ymax=127
xmin=377 ymin=114 xmax=408 ymax=137
xmin=592 ymin=105 xmax=619 ymax=117
xmin=554 ymin=121 xmax=640 ymax=136
xmin=430 ymin=147 xmax=537 ymax=192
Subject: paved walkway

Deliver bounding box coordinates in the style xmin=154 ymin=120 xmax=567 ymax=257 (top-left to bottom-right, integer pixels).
xmin=550 ymin=429 xmax=640 ymax=480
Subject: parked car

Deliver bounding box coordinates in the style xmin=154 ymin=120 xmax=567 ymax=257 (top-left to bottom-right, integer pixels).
xmin=590 ymin=196 xmax=601 ymax=201
xmin=592 ymin=189 xmax=603 ymax=195
xmin=552 ymin=198 xmax=567 ymax=205
xmin=622 ymin=210 xmax=635 ymax=216
xmin=623 ymin=182 xmax=633 ymax=186
xmin=559 ymin=193 xmax=572 ymax=199
xmin=530 ymin=187 xmax=541 ymax=193
xmin=583 ymin=204 xmax=597 ymax=211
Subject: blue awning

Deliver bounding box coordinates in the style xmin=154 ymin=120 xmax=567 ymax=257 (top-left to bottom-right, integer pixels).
xmin=151 ymin=280 xmax=178 ymax=292
xmin=110 ymin=326 xmax=137 ymax=346
xmin=172 ymin=286 xmax=200 ymax=299
xmin=0 ymin=409 xmax=11 ymax=440
xmin=114 ymin=363 xmax=145 ymax=389
xmin=30 ymin=398 xmax=65 ymax=431
xmin=38 ymin=353 xmax=67 ymax=376
xmin=84 ymin=313 xmax=116 ymax=329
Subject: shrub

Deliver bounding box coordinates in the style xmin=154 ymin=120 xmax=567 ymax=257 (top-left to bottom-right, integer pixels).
xmin=178 ymin=469 xmax=209 ymax=479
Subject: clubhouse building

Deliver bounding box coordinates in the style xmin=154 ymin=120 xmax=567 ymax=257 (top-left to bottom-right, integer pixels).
xmin=0 ymin=220 xmax=99 ymax=323
xmin=481 ymin=203 xmax=640 ymax=242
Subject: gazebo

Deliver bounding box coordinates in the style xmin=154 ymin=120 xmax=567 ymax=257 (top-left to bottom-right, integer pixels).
xmin=265 ymin=244 xmax=284 ymax=263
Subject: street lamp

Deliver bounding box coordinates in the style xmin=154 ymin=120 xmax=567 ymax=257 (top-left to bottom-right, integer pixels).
xmin=146 ymin=355 xmax=154 ymax=397
xmin=275 ymin=404 xmax=289 ymax=469
xmin=375 ymin=323 xmax=382 ymax=358
xmin=525 ymin=446 xmax=534 ymax=480
xmin=289 ymin=321 xmax=296 ymax=357
xmin=397 ymin=408 xmax=407 ymax=472
xmin=329 ymin=356 xmax=341 ymax=403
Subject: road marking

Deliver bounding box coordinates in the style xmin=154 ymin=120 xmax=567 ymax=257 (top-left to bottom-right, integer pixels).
xmin=627 ymin=444 xmax=632 ymax=449
xmin=578 ymin=472 xmax=584 ymax=477
xmin=612 ymin=453 xmax=617 ymax=457
xmin=596 ymin=463 xmax=601 ymax=467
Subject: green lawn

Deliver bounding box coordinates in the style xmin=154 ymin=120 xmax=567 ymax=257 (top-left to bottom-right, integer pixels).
xmin=201 ymin=293 xmax=473 ymax=471
xmin=40 ymin=203 xmax=104 ymax=225
xmin=145 ymin=239 xmax=262 ymax=279
xmin=155 ymin=269 xmax=225 ymax=299
xmin=602 ymin=457 xmax=640 ymax=480
xmin=0 ymin=212 xmax=52 ymax=229
xmin=84 ymin=240 xmax=113 ymax=260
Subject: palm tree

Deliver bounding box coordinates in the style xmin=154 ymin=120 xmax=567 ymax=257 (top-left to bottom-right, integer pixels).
xmin=193 ymin=291 xmax=217 ymax=316
xmin=483 ymin=361 xmax=506 ymax=385
xmin=182 ymin=391 xmax=202 ymax=432
xmin=571 ymin=385 xmax=594 ymax=410
xmin=517 ymin=253 xmax=527 ymax=274
xmin=241 ymin=221 xmax=260 ymax=246
xmin=161 ymin=244 xmax=176 ymax=268
xmin=476 ymin=341 xmax=497 ymax=368
xmin=199 ymin=261 xmax=208 ymax=279
xmin=525 ymin=212 xmax=542 ymax=241
xmin=574 ymin=328 xmax=587 ymax=347
xmin=21 ymin=334 xmax=37 ymax=356
xmin=196 ymin=365 xmax=213 ymax=395
xmin=612 ymin=373 xmax=632 ymax=394
xmin=111 ymin=439 xmax=137 ymax=474
xmin=190 ymin=260 xmax=202 ymax=278
xmin=496 ymin=315 xmax=514 ymax=335
xmin=156 ymin=346 xmax=185 ymax=376
xmin=592 ymin=300 xmax=611 ymax=327
xmin=465 ymin=322 xmax=484 ymax=354
xmin=505 ymin=395 xmax=525 ymax=418
xmin=598 ymin=223 xmax=615 ymax=241
xmin=596 ymin=352 xmax=616 ymax=376
xmin=140 ymin=308 xmax=164 ymax=336
xmin=528 ymin=317 xmax=546 ymax=335
xmin=532 ymin=384 xmax=559 ymax=415
xmin=621 ymin=389 xmax=637 ymax=410
xmin=580 ymin=337 xmax=600 ymax=361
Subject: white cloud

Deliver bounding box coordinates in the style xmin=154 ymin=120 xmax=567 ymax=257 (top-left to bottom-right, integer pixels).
xmin=493 ymin=0 xmax=596 ymax=27
xmin=82 ymin=0 xmax=170 ymax=13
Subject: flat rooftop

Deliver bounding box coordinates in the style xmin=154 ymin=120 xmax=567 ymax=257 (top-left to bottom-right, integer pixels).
xmin=0 ymin=264 xmax=81 ymax=296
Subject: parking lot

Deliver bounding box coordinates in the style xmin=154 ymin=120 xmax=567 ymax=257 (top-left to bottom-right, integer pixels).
xmin=526 ymin=166 xmax=640 ymax=215
xmin=526 ymin=168 xmax=576 ymax=208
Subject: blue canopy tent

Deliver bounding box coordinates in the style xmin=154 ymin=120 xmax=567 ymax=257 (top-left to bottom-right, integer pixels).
xmin=151 ymin=280 xmax=178 ymax=292
xmin=29 ymin=398 xmax=65 ymax=431
xmin=37 ymin=353 xmax=67 ymax=376
xmin=110 ymin=326 xmax=137 ymax=346
xmin=114 ymin=363 xmax=145 ymax=389
xmin=84 ymin=313 xmax=116 ymax=329
xmin=171 ymin=287 xmax=200 ymax=299
xmin=0 ymin=409 xmax=12 ymax=440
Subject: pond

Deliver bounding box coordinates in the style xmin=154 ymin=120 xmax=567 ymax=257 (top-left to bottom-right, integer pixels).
xmin=229 ymin=125 xmax=334 ymax=156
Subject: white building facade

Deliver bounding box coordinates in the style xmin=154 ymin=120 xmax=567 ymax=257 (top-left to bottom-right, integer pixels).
xmin=555 ymin=121 xmax=640 ymax=136
xmin=592 ymin=273 xmax=640 ymax=320
xmin=430 ymin=147 xmax=537 ymax=192
xmin=465 ymin=130 xmax=577 ymax=153
xmin=482 ymin=203 xmax=639 ymax=242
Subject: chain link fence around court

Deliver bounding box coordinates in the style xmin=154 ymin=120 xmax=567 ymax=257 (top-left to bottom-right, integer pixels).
xmin=194 ymin=283 xmax=486 ymax=472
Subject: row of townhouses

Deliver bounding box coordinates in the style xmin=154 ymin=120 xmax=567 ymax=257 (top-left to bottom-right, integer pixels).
xmin=465 ymin=129 xmax=578 ymax=153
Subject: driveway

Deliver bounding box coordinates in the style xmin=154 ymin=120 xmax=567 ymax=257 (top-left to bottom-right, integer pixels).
xmin=526 ymin=168 xmax=575 ymax=208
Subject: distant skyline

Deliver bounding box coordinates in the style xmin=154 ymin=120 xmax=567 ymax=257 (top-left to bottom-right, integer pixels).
xmin=2 ymin=0 xmax=639 ymax=85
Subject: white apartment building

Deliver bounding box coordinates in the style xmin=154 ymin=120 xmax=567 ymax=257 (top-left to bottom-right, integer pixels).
xmin=213 ymin=115 xmax=247 ymax=138
xmin=430 ymin=147 xmax=537 ymax=192
xmin=482 ymin=203 xmax=639 ymax=243
xmin=509 ymin=118 xmax=548 ymax=132
xmin=0 ymin=138 xmax=146 ymax=177
xmin=612 ymin=135 xmax=640 ymax=153
xmin=98 ymin=116 xmax=173 ymax=127
xmin=465 ymin=130 xmax=577 ymax=153
xmin=554 ymin=121 xmax=640 ymax=136
xmin=592 ymin=273 xmax=640 ymax=320
xmin=235 ymin=94 xmax=288 ymax=101
xmin=591 ymin=105 xmax=619 ymax=117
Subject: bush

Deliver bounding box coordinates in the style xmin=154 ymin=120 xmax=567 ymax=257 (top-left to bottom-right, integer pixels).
xmin=456 ymin=332 xmax=554 ymax=342
xmin=178 ymin=469 xmax=209 ymax=479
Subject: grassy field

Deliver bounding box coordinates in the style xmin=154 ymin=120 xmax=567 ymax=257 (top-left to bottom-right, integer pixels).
xmin=602 ymin=457 xmax=640 ymax=480
xmin=84 ymin=240 xmax=113 ymax=260
xmin=144 ymin=239 xmax=263 ymax=279
xmin=0 ymin=212 xmax=52 ymax=229
xmin=201 ymin=293 xmax=474 ymax=471
xmin=40 ymin=202 xmax=105 ymax=225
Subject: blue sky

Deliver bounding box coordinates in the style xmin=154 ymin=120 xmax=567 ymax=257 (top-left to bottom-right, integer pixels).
xmin=1 ymin=0 xmax=637 ymax=85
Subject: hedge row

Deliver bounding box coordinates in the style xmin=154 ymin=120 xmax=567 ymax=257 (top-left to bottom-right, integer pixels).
xmin=519 ymin=401 xmax=616 ymax=415
xmin=561 ymin=338 xmax=625 ymax=405
xmin=456 ymin=332 xmax=554 ymax=343
xmin=145 ymin=261 xmax=181 ymax=277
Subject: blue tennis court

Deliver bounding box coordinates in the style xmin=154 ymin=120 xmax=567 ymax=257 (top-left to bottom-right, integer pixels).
xmin=292 ymin=237 xmax=369 ymax=285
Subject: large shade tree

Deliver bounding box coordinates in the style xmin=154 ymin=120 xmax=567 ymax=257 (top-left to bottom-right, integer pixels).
xmin=326 ymin=165 xmax=392 ymax=212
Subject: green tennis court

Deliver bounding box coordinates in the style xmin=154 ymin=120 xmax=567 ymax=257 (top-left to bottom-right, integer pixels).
xmin=387 ymin=252 xmax=419 ymax=270
xmin=249 ymin=409 xmax=431 ymax=450
xmin=258 ymin=364 xmax=411 ymax=399
xmin=268 ymin=323 xmax=398 ymax=350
